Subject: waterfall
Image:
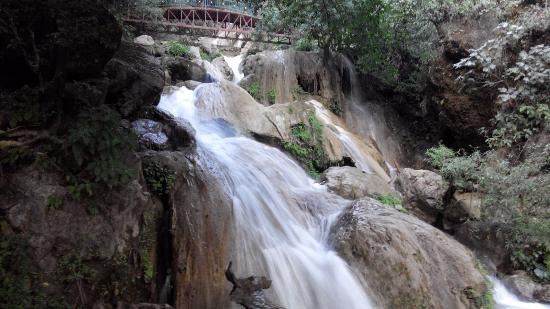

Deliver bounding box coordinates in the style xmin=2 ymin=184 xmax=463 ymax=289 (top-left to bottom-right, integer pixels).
xmin=492 ymin=278 xmax=550 ymax=309
xmin=158 ymin=83 xmax=374 ymax=308
xmin=224 ymin=54 xmax=245 ymax=83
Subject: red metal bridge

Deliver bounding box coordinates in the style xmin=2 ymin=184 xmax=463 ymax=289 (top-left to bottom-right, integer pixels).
xmin=122 ymin=0 xmax=292 ymax=44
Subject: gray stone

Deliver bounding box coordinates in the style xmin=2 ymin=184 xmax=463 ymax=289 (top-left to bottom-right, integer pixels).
xmin=134 ymin=35 xmax=155 ymax=46
xmin=445 ymin=191 xmax=484 ymax=222
xmin=330 ymin=198 xmax=488 ymax=308
xmin=212 ymin=56 xmax=234 ymax=81
xmin=503 ymin=271 xmax=550 ymax=303
xmin=396 ymin=168 xmax=450 ymax=224
xmin=320 ymin=166 xmax=394 ymax=199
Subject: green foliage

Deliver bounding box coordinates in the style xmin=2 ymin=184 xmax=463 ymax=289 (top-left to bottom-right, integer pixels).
xmin=425 ymin=144 xmax=457 ymax=169
xmin=511 ymin=244 xmax=550 ymax=283
xmin=291 ymin=86 xmax=307 ymax=100
xmin=329 ymin=100 xmax=343 ymax=116
xmin=263 ymin=0 xmax=395 ymax=80
xmin=246 ymin=82 xmax=261 ymax=100
xmin=283 ymin=112 xmax=327 ymax=177
xmin=0 ymin=234 xmax=67 ymax=309
xmin=2 ymin=86 xmax=42 ymax=128
xmin=0 ymin=146 xmax=34 ymax=170
xmin=294 ymin=38 xmax=314 ymax=51
xmin=166 ymin=40 xmax=191 ymax=57
xmin=65 ymin=105 xmax=136 ymax=198
xmin=267 ymin=89 xmax=277 ymax=105
xmin=376 ymin=194 xmax=402 ymax=206
xmin=57 ymin=255 xmax=96 ymax=284
xmin=143 ymin=161 xmax=176 ymax=199
xmin=484 ymin=104 xmax=550 ymax=148
xmin=46 ymin=195 xmax=64 ymax=210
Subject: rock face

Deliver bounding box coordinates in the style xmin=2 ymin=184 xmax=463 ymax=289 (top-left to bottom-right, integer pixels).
xmin=141 ymin=151 xmax=233 ymax=309
xmin=445 ymin=192 xmax=484 ymax=223
xmin=320 ymin=166 xmax=393 ymax=199
xmin=330 ymin=198 xmax=488 ymax=309
xmin=212 ymin=57 xmax=234 ymax=81
xmin=396 ymin=168 xmax=450 ymax=224
xmin=105 ymin=41 xmax=165 ymax=117
xmin=193 ymin=81 xmax=388 ymax=178
xmin=503 ymin=271 xmax=550 ymax=303
xmin=164 ymin=58 xmax=207 ymax=83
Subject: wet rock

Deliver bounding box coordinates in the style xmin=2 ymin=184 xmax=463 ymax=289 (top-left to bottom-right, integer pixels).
xmin=105 ymin=41 xmax=165 ymax=118
xmin=134 ymin=35 xmax=155 ymax=47
xmin=183 ymin=80 xmax=202 ymax=90
xmin=212 ymin=56 xmax=234 ymax=81
xmin=330 ymin=198 xmax=488 ymax=309
xmin=132 ymin=119 xmax=169 ymax=150
xmin=142 ymin=151 xmax=233 ymax=309
xmin=503 ymin=271 xmax=550 ymax=303
xmin=320 ymin=166 xmax=393 ymax=199
xmin=225 ymin=263 xmax=285 ymax=309
xmin=149 ymin=108 xmax=196 ymax=150
xmin=445 ymin=191 xmax=484 ymax=222
xmin=396 ymin=168 xmax=450 ymax=224
xmin=164 ymin=58 xmax=207 ymax=83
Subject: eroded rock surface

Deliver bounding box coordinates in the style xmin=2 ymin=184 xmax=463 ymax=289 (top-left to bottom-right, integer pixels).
xmin=320 ymin=166 xmax=393 ymax=199
xmin=330 ymin=198 xmax=488 ymax=309
xmin=396 ymin=168 xmax=450 ymax=224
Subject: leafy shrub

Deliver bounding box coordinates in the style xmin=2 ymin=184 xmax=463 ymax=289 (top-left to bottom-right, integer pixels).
xmin=166 ymin=40 xmax=191 ymax=57
xmin=57 ymin=255 xmax=96 ymax=284
xmin=283 ymin=112 xmax=327 ymax=178
xmin=47 ymin=195 xmax=64 ymax=210
xmin=511 ymin=244 xmax=550 ymax=283
xmin=246 ymin=82 xmax=261 ymax=100
xmin=425 ymin=144 xmax=457 ymax=169
xmin=294 ymin=38 xmax=314 ymax=51
xmin=65 ymin=105 xmax=136 ymax=199
xmin=267 ymin=89 xmax=277 ymax=104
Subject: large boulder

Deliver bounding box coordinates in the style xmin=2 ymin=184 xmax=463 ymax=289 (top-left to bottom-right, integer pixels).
xmin=502 ymin=271 xmax=550 ymax=303
xmin=330 ymin=198 xmax=489 ymax=309
xmin=134 ymin=35 xmax=155 ymax=47
xmin=164 ymin=58 xmax=207 ymax=83
xmin=212 ymin=56 xmax=234 ymax=81
xmin=396 ymin=168 xmax=450 ymax=224
xmin=105 ymin=41 xmax=165 ymax=117
xmin=320 ymin=166 xmax=393 ymax=199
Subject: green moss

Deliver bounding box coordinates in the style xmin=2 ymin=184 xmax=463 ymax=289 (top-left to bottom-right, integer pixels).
xmin=143 ymin=161 xmax=176 ymax=200
xmin=139 ymin=208 xmax=157 ymax=283
xmin=376 ymin=194 xmax=402 ymax=206
xmin=282 ymin=112 xmax=328 ymax=178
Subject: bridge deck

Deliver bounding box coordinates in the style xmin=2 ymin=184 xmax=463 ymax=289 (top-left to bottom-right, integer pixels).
xmin=123 ymin=4 xmax=292 ymax=44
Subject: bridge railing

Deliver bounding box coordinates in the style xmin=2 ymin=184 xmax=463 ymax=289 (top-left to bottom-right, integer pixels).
xmin=129 ymin=0 xmax=256 ymax=15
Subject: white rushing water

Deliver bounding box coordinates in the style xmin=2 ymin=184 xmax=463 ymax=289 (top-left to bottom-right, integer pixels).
xmin=493 ymin=278 xmax=550 ymax=309
xmin=224 ymin=54 xmax=245 ymax=83
xmin=158 ymin=85 xmax=374 ymax=309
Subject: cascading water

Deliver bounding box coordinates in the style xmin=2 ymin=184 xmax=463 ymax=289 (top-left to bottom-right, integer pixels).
xmin=224 ymin=54 xmax=245 ymax=83
xmin=158 ymin=84 xmax=374 ymax=309
xmin=492 ymin=278 xmax=550 ymax=309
